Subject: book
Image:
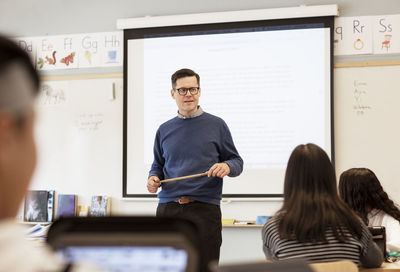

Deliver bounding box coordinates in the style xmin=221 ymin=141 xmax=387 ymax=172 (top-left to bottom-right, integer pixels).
xmin=47 ymin=190 xmax=55 ymax=222
xmin=57 ymin=194 xmax=77 ymax=218
xmin=89 ymin=196 xmax=110 ymax=216
xmin=255 ymin=216 xmax=270 ymax=225
xmin=25 ymin=224 xmax=51 ymax=242
xmin=24 ymin=190 xmax=49 ymax=222
xmin=221 ymin=219 xmax=235 ymax=226
xmin=77 ymin=205 xmax=89 ymax=217
xmin=234 ymin=220 xmax=256 ymax=225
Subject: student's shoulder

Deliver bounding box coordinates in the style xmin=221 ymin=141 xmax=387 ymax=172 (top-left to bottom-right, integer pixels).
xmin=262 ymin=215 xmax=280 ymax=233
xmin=264 ymin=215 xmax=279 ymax=226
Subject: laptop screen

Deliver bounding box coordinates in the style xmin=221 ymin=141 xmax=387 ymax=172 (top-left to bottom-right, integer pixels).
xmin=50 ymin=232 xmax=198 ymax=272
xmin=46 ymin=217 xmax=200 ymax=272
xmin=56 ymin=245 xmax=188 ymax=272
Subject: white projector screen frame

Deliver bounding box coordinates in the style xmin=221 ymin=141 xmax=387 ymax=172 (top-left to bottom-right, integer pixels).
xmin=122 ymin=15 xmax=335 ymax=198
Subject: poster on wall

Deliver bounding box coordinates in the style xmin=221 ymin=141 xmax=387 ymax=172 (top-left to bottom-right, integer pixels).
xmin=99 ymin=31 xmax=123 ymax=67
xmin=77 ymin=33 xmax=102 ymax=68
xmin=15 ymin=37 xmax=38 ymax=64
xmin=372 ymin=15 xmax=400 ymax=54
xmin=14 ymin=31 xmax=123 ymax=70
xmin=36 ymin=35 xmax=78 ymax=70
xmin=334 ymin=16 xmax=373 ymax=55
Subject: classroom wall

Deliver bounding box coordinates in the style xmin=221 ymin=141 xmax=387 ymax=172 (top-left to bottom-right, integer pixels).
xmin=3 ymin=0 xmax=400 ymax=264
xmin=3 ymin=0 xmax=400 ymax=37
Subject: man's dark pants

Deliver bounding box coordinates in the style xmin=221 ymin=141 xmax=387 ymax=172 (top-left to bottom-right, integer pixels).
xmin=157 ymin=201 xmax=222 ymax=272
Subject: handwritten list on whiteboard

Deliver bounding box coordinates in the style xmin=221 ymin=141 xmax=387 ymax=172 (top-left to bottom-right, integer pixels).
xmin=334 ymin=65 xmax=400 ymax=204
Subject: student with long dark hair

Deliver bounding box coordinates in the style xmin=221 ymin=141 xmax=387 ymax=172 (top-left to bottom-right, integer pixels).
xmin=262 ymin=144 xmax=383 ymax=267
xmin=339 ymin=168 xmax=400 ymax=251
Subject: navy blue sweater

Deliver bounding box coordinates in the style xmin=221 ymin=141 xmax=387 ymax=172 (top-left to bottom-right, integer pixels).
xmin=149 ymin=112 xmax=243 ymax=205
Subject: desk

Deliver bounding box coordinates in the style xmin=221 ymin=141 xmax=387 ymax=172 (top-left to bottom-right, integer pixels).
xmin=360 ymin=262 xmax=400 ymax=272
xmin=222 ymin=224 xmax=263 ymax=228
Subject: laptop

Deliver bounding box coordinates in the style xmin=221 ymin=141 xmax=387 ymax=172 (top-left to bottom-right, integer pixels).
xmin=368 ymin=226 xmax=386 ymax=258
xmin=46 ymin=216 xmax=200 ymax=272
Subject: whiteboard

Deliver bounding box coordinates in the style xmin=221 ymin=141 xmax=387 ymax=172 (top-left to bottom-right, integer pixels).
xmin=29 ymin=66 xmax=400 ymax=205
xmin=30 ymin=77 xmax=123 ymax=204
xmin=334 ymin=65 xmax=400 ymax=204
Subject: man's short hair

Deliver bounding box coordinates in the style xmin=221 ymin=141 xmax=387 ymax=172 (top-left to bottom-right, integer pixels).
xmin=171 ymin=68 xmax=200 ymax=89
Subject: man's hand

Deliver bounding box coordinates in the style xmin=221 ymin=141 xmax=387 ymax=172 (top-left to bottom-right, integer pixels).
xmin=207 ymin=163 xmax=230 ymax=178
xmin=147 ymin=176 xmax=161 ymax=193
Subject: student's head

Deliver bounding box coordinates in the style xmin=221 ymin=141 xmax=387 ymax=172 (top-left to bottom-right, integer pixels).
xmin=0 ymin=35 xmax=39 ymax=219
xmin=339 ymin=168 xmax=400 ymax=224
xmin=170 ymin=68 xmax=201 ymax=118
xmin=283 ymin=143 xmax=337 ymax=200
xmin=278 ymin=143 xmax=363 ymax=242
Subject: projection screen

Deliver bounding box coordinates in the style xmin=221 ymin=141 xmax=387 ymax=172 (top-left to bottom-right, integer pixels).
xmin=122 ymin=14 xmax=334 ymax=197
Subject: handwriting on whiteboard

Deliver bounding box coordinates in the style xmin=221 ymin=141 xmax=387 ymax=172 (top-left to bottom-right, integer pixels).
xmin=353 ymin=80 xmax=371 ymax=115
xmin=75 ymin=113 xmax=104 ymax=131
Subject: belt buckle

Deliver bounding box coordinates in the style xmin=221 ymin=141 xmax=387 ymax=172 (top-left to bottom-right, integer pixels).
xmin=178 ymin=197 xmax=192 ymax=204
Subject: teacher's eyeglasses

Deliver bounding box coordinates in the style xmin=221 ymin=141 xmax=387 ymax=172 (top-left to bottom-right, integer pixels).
xmin=174 ymin=87 xmax=199 ymax=96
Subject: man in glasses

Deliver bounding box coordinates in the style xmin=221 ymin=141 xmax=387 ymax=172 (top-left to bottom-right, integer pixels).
xmin=147 ymin=68 xmax=243 ymax=272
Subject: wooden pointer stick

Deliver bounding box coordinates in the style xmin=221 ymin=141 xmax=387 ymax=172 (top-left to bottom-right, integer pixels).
xmin=160 ymin=172 xmax=208 ymax=183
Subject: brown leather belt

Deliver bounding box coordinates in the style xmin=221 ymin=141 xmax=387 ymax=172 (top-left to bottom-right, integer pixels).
xmin=174 ymin=196 xmax=196 ymax=204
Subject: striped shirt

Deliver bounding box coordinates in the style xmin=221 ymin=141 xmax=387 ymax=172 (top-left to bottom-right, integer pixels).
xmin=262 ymin=216 xmax=373 ymax=266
